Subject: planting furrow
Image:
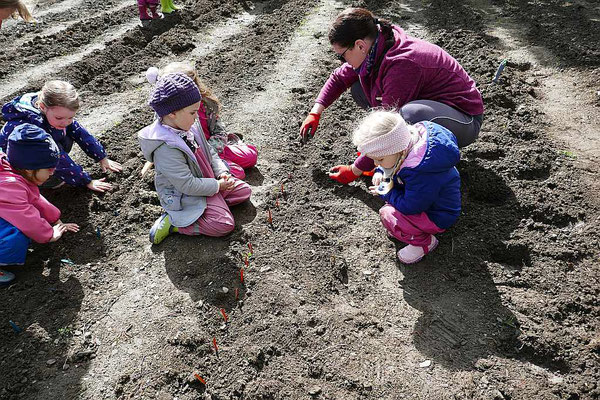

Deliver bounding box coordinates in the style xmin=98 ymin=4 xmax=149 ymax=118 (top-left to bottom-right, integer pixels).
xmin=77 ymin=11 xmax=256 ymax=135
xmin=7 ymin=0 xmax=135 ymax=52
xmin=0 ymin=18 xmax=140 ymax=101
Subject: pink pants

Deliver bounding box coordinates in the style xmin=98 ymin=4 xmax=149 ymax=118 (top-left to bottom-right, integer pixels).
xmin=220 ymin=143 xmax=258 ymax=180
xmin=178 ymin=179 xmax=251 ymax=237
xmin=137 ymin=0 xmax=158 ymax=6
xmin=379 ymin=204 xmax=445 ymax=247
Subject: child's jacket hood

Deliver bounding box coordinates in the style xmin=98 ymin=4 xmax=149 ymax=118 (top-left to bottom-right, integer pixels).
xmin=2 ymin=93 xmax=48 ymax=127
xmin=402 ymin=122 xmax=460 ymax=175
xmin=138 ymin=119 xmax=199 ymax=164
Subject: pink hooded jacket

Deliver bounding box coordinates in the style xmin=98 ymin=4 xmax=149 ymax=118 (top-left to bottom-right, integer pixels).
xmin=0 ymin=152 xmax=60 ymax=243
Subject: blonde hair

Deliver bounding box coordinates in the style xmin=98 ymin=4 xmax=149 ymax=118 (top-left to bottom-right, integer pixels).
xmin=162 ymin=61 xmax=221 ymax=114
xmin=38 ymin=80 xmax=80 ymax=111
xmin=0 ymin=0 xmax=34 ymax=22
xmin=353 ymin=110 xmax=404 ymax=147
xmin=353 ymin=110 xmax=416 ymax=160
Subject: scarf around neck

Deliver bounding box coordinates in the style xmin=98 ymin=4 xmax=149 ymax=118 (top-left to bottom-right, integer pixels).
xmin=356 ymin=32 xmax=380 ymax=76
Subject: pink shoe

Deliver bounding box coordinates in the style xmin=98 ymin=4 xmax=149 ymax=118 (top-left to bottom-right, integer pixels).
xmin=397 ymin=236 xmax=439 ymax=264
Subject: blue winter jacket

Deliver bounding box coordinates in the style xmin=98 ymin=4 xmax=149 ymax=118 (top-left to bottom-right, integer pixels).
xmin=0 ymin=93 xmax=106 ymax=186
xmin=380 ymin=121 xmax=461 ymax=229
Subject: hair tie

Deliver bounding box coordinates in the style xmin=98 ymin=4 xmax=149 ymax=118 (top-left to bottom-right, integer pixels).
xmin=145 ymin=67 xmax=160 ymax=84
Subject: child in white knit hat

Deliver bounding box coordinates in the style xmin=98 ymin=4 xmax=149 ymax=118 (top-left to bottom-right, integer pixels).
xmin=352 ymin=110 xmax=461 ymax=264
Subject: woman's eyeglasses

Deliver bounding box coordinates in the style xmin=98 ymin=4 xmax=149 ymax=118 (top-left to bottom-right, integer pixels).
xmin=336 ymin=47 xmax=350 ymax=62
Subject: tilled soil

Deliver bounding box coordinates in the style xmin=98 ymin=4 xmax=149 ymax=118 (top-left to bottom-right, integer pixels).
xmin=1 ymin=0 xmax=599 ymax=399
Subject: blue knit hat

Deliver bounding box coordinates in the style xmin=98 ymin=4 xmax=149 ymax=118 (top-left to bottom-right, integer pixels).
xmin=148 ymin=73 xmax=202 ymax=117
xmin=6 ymin=124 xmax=60 ymax=170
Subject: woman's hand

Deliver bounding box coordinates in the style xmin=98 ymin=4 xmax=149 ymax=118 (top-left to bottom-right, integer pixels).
xmin=328 ymin=164 xmax=362 ymax=184
xmin=99 ymin=158 xmax=123 ymax=173
xmin=87 ymin=178 xmax=113 ymax=192
xmin=299 ymin=104 xmax=325 ymax=144
xmin=300 ymin=113 xmax=321 ymax=144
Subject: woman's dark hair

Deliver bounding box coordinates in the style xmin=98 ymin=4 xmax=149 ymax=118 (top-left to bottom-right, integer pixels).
xmin=328 ymin=8 xmax=394 ymax=47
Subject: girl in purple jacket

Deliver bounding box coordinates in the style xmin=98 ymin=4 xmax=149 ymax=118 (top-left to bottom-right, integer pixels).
xmin=300 ymin=8 xmax=483 ymax=184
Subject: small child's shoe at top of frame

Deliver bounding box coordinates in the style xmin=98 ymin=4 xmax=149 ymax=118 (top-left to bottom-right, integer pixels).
xmin=149 ymin=213 xmax=178 ymax=245
xmin=0 ymin=269 xmax=16 ymax=287
xmin=397 ymin=235 xmax=439 ymax=264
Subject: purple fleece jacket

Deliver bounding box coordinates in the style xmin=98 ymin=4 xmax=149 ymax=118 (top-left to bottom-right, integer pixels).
xmin=316 ymin=25 xmax=483 ymax=171
xmin=316 ymin=25 xmax=484 ymax=114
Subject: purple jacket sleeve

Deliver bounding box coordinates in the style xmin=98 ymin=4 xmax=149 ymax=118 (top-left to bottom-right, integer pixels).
xmin=68 ymin=121 xmax=107 ymax=162
xmin=354 ymin=154 xmax=375 ymax=172
xmin=54 ymin=151 xmax=93 ymax=186
xmin=315 ymin=64 xmax=359 ymax=108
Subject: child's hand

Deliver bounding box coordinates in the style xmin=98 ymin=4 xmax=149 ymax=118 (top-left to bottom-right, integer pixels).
xmin=372 ymin=172 xmax=384 ymax=186
xmin=50 ymin=224 xmax=67 ymax=242
xmin=218 ymin=176 xmax=235 ymax=192
xmin=87 ymin=178 xmax=113 ymax=192
xmin=99 ymin=158 xmax=123 ymax=173
xmin=61 ymin=223 xmax=80 ymax=233
xmin=368 ymin=186 xmax=381 ymax=196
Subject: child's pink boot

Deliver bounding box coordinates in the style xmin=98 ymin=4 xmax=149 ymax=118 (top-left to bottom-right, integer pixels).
xmin=397 ymin=235 xmax=439 ymax=264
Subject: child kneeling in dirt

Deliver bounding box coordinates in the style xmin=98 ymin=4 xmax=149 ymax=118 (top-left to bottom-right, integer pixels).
xmin=0 ymin=80 xmax=122 ymax=192
xmin=146 ymin=62 xmax=258 ymax=180
xmin=352 ymin=111 xmax=461 ymax=264
xmin=0 ymin=124 xmax=79 ymax=286
xmin=139 ymin=73 xmax=252 ymax=245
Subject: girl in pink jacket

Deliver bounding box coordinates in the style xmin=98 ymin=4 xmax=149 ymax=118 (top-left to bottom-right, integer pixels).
xmin=0 ymin=124 xmax=79 ymax=286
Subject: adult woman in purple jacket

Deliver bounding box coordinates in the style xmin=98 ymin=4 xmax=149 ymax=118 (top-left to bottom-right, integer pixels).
xmin=300 ymin=8 xmax=484 ymax=184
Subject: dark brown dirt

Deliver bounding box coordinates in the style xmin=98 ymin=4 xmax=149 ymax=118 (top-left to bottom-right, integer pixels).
xmin=1 ymin=0 xmax=599 ymax=399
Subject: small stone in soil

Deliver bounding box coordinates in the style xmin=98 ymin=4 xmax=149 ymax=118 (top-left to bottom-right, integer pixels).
xmin=419 ymin=360 xmax=432 ymax=368
xmin=46 ymin=359 xmax=57 ymax=366
xmin=308 ymin=385 xmax=322 ymax=396
xmin=260 ymin=267 xmax=271 ymax=273
xmin=362 ymin=270 xmax=373 ymax=276
xmin=548 ymin=375 xmax=564 ymax=385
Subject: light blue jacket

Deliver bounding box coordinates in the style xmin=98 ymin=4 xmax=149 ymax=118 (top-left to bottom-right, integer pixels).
xmin=138 ymin=120 xmax=229 ymax=227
